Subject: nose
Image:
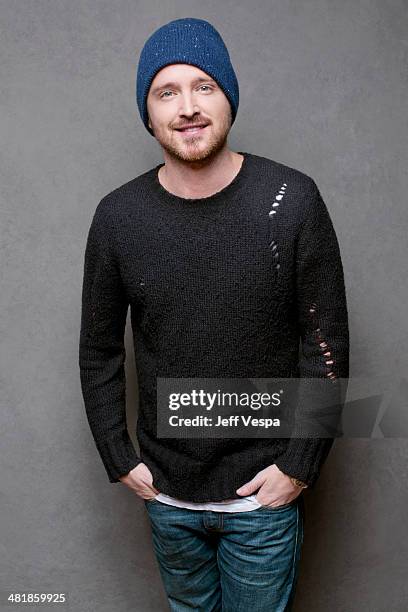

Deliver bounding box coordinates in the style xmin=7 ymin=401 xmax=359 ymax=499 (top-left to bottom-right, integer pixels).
xmin=178 ymin=91 xmax=201 ymax=117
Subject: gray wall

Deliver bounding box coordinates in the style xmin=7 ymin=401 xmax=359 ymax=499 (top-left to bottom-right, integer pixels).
xmin=1 ymin=1 xmax=407 ymax=610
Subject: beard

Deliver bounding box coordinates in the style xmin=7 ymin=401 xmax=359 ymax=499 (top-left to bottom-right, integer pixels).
xmin=151 ymin=108 xmax=232 ymax=167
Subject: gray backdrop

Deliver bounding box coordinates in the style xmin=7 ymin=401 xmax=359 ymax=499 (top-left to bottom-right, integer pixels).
xmin=1 ymin=1 xmax=407 ymax=610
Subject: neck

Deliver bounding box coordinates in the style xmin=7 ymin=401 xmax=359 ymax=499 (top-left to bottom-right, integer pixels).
xmin=158 ymin=148 xmax=244 ymax=199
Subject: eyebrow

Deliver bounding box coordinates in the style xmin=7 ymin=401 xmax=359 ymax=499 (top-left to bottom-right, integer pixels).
xmin=151 ymin=77 xmax=217 ymax=95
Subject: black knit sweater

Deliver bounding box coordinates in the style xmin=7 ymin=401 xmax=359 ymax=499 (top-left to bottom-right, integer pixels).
xmin=78 ymin=151 xmax=349 ymax=501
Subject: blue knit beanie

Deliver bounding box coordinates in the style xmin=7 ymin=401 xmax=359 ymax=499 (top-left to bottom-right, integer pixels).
xmin=136 ymin=18 xmax=239 ymax=136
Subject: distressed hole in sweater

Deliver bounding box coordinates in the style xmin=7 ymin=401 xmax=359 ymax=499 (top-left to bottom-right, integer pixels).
xmin=308 ymin=301 xmax=337 ymax=382
xmin=268 ymin=181 xmax=287 ymax=274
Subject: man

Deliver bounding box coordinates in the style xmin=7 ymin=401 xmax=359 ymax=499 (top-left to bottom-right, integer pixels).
xmin=79 ymin=17 xmax=349 ymax=612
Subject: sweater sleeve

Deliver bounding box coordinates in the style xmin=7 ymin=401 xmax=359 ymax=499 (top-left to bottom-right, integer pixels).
xmin=273 ymin=181 xmax=350 ymax=488
xmin=78 ymin=201 xmax=142 ymax=483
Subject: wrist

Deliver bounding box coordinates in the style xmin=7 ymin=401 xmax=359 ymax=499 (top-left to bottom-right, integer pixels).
xmin=288 ymin=476 xmax=308 ymax=489
xmin=281 ymin=470 xmax=308 ymax=488
xmin=276 ymin=465 xmax=309 ymax=488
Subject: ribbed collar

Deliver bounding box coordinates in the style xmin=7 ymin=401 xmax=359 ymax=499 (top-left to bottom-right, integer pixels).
xmin=147 ymin=151 xmax=253 ymax=207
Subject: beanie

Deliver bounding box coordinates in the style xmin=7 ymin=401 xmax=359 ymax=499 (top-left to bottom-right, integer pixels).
xmin=136 ymin=17 xmax=239 ymax=136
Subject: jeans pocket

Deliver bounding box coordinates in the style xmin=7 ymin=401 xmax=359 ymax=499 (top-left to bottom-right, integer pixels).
xmin=259 ymin=499 xmax=297 ymax=511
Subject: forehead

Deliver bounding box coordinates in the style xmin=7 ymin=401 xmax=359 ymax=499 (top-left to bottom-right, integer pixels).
xmin=150 ymin=63 xmax=213 ymax=88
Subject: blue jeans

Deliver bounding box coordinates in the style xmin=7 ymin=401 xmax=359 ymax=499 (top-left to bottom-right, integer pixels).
xmin=144 ymin=495 xmax=305 ymax=611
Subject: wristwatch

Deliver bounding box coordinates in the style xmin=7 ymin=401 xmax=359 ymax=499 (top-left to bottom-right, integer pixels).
xmin=289 ymin=476 xmax=308 ymax=489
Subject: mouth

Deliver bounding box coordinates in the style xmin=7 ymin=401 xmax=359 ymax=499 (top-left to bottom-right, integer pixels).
xmin=175 ymin=124 xmax=210 ymax=135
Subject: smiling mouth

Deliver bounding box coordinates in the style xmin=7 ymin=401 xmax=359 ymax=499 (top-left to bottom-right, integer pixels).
xmin=176 ymin=124 xmax=209 ymax=134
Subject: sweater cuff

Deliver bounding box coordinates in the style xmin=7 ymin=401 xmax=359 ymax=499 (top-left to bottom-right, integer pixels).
xmin=96 ymin=429 xmax=142 ymax=483
xmin=273 ymin=437 xmax=334 ymax=489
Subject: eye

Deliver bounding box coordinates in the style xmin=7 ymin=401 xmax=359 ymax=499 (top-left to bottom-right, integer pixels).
xmin=159 ymin=85 xmax=214 ymax=99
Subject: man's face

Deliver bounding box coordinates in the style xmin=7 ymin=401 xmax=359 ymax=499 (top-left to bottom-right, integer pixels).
xmin=146 ymin=64 xmax=232 ymax=162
